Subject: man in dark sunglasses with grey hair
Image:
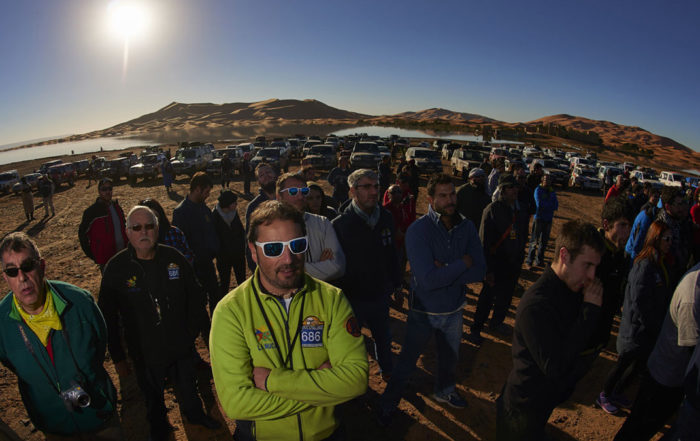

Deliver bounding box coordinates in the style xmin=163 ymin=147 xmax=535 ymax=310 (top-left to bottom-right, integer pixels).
xmin=0 ymin=232 xmax=123 ymax=440
xmin=98 ymin=206 xmax=221 ymax=441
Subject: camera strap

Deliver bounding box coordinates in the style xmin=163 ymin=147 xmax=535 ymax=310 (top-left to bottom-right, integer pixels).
xmin=16 ymin=323 xmax=61 ymax=394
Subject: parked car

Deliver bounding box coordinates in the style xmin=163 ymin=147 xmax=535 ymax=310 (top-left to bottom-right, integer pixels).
xmin=98 ymin=158 xmax=130 ymax=182
xmin=250 ymin=148 xmax=290 ymax=172
xmin=301 ymin=144 xmax=336 ymax=170
xmin=129 ymin=153 xmax=165 ymax=184
xmin=0 ymin=170 xmax=21 ymax=194
xmin=350 ymin=142 xmax=381 ymax=169
xmin=597 ymin=165 xmax=623 ymax=182
xmin=48 ymin=164 xmax=77 ymax=187
xmin=406 ymin=147 xmax=443 ymax=175
xmin=74 ymin=159 xmax=91 ymax=176
xmin=11 ymin=173 xmax=41 ymax=195
xmin=659 ymin=171 xmax=685 ymax=188
xmin=629 ymin=170 xmax=663 ymax=190
xmin=489 ymin=147 xmax=509 ymax=162
xmin=39 ymin=159 xmax=63 ymax=175
xmin=450 ymin=148 xmax=484 ymax=178
xmin=171 ymin=145 xmax=213 ymax=176
xmin=302 ymin=139 xmax=323 ymax=157
xmin=542 ymin=159 xmax=569 ymax=187
xmin=569 ymin=166 xmax=601 ymax=191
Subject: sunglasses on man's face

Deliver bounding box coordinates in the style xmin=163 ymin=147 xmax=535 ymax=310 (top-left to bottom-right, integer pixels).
xmin=3 ymin=259 xmax=40 ymax=278
xmin=280 ymin=187 xmax=310 ymax=197
xmin=99 ymin=187 xmax=113 ymax=192
xmin=255 ymin=237 xmax=308 ymax=258
xmin=129 ymin=223 xmax=156 ymax=232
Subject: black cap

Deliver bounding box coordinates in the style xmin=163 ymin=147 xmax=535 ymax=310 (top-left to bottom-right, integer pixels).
xmin=218 ymin=190 xmax=238 ymax=207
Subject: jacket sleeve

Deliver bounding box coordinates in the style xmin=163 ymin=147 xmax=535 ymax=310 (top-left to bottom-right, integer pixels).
xmin=304 ymin=217 xmax=346 ymax=281
xmin=479 ymin=205 xmax=499 ymax=272
xmin=265 ymin=291 xmax=368 ymax=406
xmin=182 ymin=254 xmax=207 ymax=335
xmin=171 ymin=207 xmax=188 ymax=241
xmin=625 ymin=212 xmax=649 ymax=259
xmin=629 ymin=261 xmax=665 ymax=343
xmin=78 ymin=208 xmax=95 ymax=261
xmin=96 ymin=267 xmax=126 ymax=364
xmin=210 ymin=301 xmax=312 ymax=420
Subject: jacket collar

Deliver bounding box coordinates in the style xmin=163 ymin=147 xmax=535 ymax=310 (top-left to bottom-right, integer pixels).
xmin=8 ymin=280 xmax=68 ymax=321
xmin=427 ymin=205 xmax=465 ymax=229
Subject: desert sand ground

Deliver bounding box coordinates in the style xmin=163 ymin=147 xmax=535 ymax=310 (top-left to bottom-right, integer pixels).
xmin=0 ymin=146 xmax=668 ymax=441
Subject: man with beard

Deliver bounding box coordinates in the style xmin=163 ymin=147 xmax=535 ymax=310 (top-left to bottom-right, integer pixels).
xmin=469 ymin=174 xmax=528 ymax=344
xmin=377 ymin=174 xmax=486 ymax=424
xmin=497 ymin=220 xmax=604 ymax=441
xmin=456 ymin=167 xmax=490 ymax=229
xmin=99 ymin=206 xmax=221 ymax=441
xmin=276 ymin=172 xmax=345 ymax=282
xmin=333 ymin=169 xmax=401 ymax=380
xmin=210 ymin=201 xmax=368 ymax=441
xmin=245 ymin=164 xmax=278 ymax=271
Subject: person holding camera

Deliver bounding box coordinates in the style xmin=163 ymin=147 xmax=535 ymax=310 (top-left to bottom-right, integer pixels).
xmin=0 ymin=232 xmax=122 ymax=440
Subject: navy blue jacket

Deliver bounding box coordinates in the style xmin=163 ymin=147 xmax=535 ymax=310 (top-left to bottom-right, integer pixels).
xmin=172 ymin=196 xmax=220 ymax=263
xmin=332 ymin=203 xmax=401 ymax=301
xmin=406 ymin=207 xmax=486 ymax=313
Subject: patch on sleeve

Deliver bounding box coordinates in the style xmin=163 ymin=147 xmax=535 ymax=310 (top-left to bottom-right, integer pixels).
xmin=167 ymin=263 xmax=180 ymax=280
xmin=345 ymin=316 xmax=361 ymax=337
xmin=301 ymin=316 xmax=324 ymax=348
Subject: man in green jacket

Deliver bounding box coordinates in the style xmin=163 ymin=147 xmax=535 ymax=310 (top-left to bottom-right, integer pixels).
xmin=210 ymin=200 xmax=368 ymax=441
xmin=0 ymin=232 xmax=121 ymax=440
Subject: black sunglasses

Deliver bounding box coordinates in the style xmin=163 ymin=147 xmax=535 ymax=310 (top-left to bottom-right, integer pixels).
xmin=3 ymin=259 xmax=40 ymax=278
xmin=129 ymin=223 xmax=156 ymax=232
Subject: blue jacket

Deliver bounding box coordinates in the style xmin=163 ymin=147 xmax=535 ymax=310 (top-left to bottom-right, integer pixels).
xmin=172 ymin=196 xmax=220 ymax=263
xmin=0 ymin=281 xmax=117 ymax=435
xmin=332 ymin=203 xmax=401 ymax=301
xmin=406 ymin=207 xmax=486 ymax=313
xmin=533 ymin=186 xmax=558 ymax=222
xmin=625 ymin=202 xmax=657 ymax=260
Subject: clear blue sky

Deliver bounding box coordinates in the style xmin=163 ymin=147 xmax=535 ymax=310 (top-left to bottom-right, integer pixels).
xmin=1 ymin=0 xmax=698 ymax=150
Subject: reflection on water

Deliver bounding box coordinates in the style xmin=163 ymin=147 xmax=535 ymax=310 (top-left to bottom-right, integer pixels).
xmin=331 ymin=126 xmax=523 ymax=144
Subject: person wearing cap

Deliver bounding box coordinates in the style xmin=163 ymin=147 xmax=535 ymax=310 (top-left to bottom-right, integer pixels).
xmin=212 ymin=190 xmax=246 ymax=295
xmin=456 ymin=167 xmax=491 ymax=229
xmin=469 ymin=173 xmax=527 ymax=345
xmin=78 ymin=177 xmax=127 ymax=272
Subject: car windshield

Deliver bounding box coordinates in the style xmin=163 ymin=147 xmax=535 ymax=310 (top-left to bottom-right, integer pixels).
xmin=354 ymin=143 xmax=378 ymax=153
xmin=581 ymin=169 xmax=596 ymax=177
xmin=310 ymin=146 xmax=334 ymax=155
xmin=414 ymin=150 xmax=440 ymax=159
xmin=673 ymin=174 xmax=684 ymax=181
xmin=260 ymin=149 xmax=280 ymax=158
xmin=461 ymin=150 xmax=482 ymax=160
xmin=143 ymin=155 xmax=159 ymax=163
xmin=0 ymin=173 xmax=16 ymax=180
xmin=544 ymin=160 xmax=557 ymax=168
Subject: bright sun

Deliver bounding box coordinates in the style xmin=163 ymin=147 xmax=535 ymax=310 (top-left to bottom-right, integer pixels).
xmin=107 ymin=1 xmax=149 ymax=41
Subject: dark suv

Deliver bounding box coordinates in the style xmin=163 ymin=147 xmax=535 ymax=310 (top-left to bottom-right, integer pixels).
xmin=48 ymin=163 xmax=76 ymax=188
xmin=99 ymin=158 xmax=131 ymax=182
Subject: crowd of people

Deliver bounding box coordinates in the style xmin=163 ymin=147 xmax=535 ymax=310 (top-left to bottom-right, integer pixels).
xmin=1 ymin=148 xmax=700 ymax=441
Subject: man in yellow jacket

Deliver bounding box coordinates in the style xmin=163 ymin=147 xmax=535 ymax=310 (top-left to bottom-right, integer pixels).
xmin=210 ymin=200 xmax=368 ymax=441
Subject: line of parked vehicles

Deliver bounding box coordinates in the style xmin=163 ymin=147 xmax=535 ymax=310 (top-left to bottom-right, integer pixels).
xmin=2 ymin=135 xmax=697 ymax=197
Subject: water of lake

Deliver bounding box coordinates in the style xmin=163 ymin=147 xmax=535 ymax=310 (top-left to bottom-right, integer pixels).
xmin=330 ymin=126 xmax=524 ymax=145
xmin=0 ymin=137 xmax=158 ymax=167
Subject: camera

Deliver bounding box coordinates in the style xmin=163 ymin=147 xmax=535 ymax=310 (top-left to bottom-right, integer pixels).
xmin=60 ymin=381 xmax=91 ymax=411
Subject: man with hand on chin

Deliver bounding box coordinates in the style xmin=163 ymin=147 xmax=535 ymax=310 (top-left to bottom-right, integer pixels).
xmin=497 ymin=220 xmax=605 ymax=441
xmin=99 ymin=206 xmax=220 ymax=441
xmin=0 ymin=232 xmax=122 ymax=440
xmin=210 ymin=200 xmax=367 ymax=441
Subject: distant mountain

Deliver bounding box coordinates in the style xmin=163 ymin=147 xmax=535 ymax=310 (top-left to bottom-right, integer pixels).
xmin=527 ymin=114 xmax=693 ymax=154
xmin=382 ymin=108 xmax=499 ymax=124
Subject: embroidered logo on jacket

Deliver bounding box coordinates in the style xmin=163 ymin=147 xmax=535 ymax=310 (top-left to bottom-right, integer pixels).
xmin=301 ymin=316 xmax=324 ymax=348
xmin=167 ymin=263 xmax=180 ymax=280
xmin=126 ymin=276 xmax=137 ymax=289
xmin=255 ymin=327 xmax=275 ymax=350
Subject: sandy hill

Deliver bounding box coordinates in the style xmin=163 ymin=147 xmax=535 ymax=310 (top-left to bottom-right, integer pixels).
xmin=382 ymin=108 xmax=499 ymax=124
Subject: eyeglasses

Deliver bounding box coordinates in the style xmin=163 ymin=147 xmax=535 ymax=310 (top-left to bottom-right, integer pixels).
xmin=255 ymin=237 xmax=308 ymax=258
xmin=99 ymin=187 xmax=113 ymax=192
xmin=355 ymin=183 xmax=379 ymax=190
xmin=661 ymin=236 xmax=672 ymax=242
xmin=128 ymin=223 xmax=156 ymax=232
xmin=280 ymin=187 xmax=310 ymax=196
xmin=3 ymin=259 xmax=40 ymax=278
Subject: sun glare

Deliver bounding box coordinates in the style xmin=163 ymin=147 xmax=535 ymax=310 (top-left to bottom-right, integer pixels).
xmin=108 ymin=1 xmax=149 ymax=41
